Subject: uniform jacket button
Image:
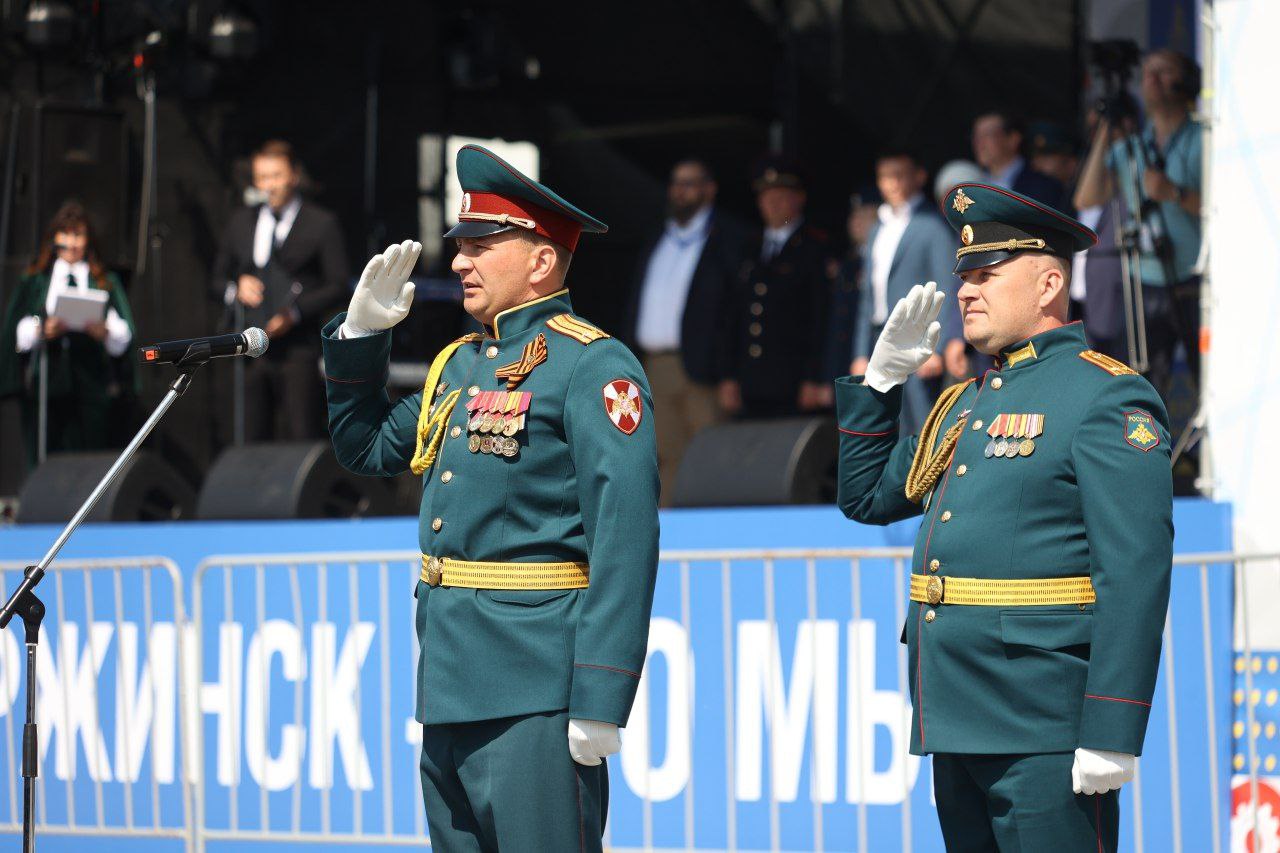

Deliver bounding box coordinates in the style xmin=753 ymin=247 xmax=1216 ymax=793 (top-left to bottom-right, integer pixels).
xmin=940 ymin=510 xmax=952 ymax=522
xmin=991 ymin=377 xmax=1003 ymax=389
xmin=486 ymin=345 xmax=499 ymax=359
xmin=450 ymin=426 xmax=462 ymax=438
xmin=971 ymin=419 xmax=984 ymax=431
xmin=956 ymin=464 xmax=968 ymax=476
xmin=441 ymin=471 xmax=453 ymax=483
xmin=468 ymin=385 xmax=479 ymax=397
xmin=431 ymin=518 xmax=443 ymax=531
xmin=929 ymin=559 xmax=940 ymax=573
xmin=925 ymin=610 xmax=936 ymax=623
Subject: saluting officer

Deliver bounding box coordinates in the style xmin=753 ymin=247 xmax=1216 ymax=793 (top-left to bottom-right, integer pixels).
xmin=836 ymin=183 xmax=1173 ymax=850
xmin=720 ymin=156 xmax=833 ymax=418
xmin=322 ymin=145 xmax=660 ymax=852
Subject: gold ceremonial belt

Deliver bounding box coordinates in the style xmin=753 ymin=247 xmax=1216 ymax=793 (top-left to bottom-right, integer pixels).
xmin=420 ymin=555 xmax=590 ymax=590
xmin=909 ymin=574 xmax=1096 ymax=606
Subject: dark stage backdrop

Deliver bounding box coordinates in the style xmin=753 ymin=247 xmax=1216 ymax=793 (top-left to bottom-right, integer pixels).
xmin=0 ymin=0 xmax=1081 ymax=495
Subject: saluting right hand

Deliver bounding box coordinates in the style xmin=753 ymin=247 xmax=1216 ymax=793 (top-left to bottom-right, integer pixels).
xmin=863 ymin=281 xmax=946 ymax=393
xmin=343 ymin=240 xmax=420 ymax=337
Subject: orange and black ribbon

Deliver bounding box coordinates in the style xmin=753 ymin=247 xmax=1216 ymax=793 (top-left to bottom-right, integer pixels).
xmin=495 ymin=333 xmax=548 ymax=389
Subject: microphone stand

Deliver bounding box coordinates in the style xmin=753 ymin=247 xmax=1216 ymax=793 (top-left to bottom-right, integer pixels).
xmin=0 ymin=342 xmax=211 ymax=852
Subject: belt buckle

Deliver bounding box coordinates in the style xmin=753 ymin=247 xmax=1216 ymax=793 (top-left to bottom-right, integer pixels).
xmin=926 ymin=576 xmax=944 ymax=606
xmin=425 ymin=556 xmax=443 ymax=588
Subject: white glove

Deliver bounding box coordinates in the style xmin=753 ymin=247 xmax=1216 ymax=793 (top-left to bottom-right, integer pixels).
xmin=1071 ymin=747 xmax=1135 ymax=795
xmin=567 ymin=718 xmax=621 ymax=767
xmin=340 ymin=240 xmax=420 ymax=338
xmin=863 ymin=281 xmax=946 ymax=392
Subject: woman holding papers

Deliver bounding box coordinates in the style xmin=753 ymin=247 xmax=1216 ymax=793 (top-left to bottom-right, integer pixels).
xmin=0 ymin=201 xmax=136 ymax=464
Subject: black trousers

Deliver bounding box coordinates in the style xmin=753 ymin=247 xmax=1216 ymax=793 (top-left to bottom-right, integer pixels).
xmin=242 ymin=347 xmax=324 ymax=442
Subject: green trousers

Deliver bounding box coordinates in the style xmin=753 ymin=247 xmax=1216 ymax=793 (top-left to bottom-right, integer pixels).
xmin=933 ymin=752 xmax=1119 ymax=852
xmin=419 ymin=710 xmax=608 ymax=852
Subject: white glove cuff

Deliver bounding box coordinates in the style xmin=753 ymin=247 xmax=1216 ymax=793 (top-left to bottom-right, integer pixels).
xmin=863 ymin=368 xmax=903 ymax=394
xmin=338 ymin=321 xmax=378 ymax=340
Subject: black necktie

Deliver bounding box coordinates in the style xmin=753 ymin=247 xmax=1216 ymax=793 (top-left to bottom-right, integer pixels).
xmin=264 ymin=210 xmax=281 ymax=266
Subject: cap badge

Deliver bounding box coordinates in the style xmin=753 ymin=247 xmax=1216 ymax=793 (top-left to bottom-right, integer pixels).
xmin=461 ymin=192 xmax=472 ymax=214
xmin=952 ymin=188 xmax=975 ymax=214
xmin=961 ymin=224 xmax=974 ymax=245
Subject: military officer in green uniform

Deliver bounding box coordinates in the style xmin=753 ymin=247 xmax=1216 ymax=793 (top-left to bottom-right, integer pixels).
xmin=836 ymin=183 xmax=1173 ymax=850
xmin=322 ymin=145 xmax=659 ymax=851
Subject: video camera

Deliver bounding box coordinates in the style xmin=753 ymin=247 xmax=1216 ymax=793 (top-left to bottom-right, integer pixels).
xmin=1089 ymin=39 xmax=1141 ymax=122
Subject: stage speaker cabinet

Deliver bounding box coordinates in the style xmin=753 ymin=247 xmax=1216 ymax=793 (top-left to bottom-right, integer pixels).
xmin=197 ymin=441 xmax=406 ymax=520
xmin=16 ymin=450 xmax=196 ymax=523
xmin=671 ymin=416 xmax=837 ymax=507
xmin=7 ymin=103 xmax=131 ymax=268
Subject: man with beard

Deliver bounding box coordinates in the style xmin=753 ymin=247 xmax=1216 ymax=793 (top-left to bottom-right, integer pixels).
xmin=622 ymin=158 xmax=745 ymax=501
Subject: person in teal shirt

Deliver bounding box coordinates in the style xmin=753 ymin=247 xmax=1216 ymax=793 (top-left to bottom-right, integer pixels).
xmin=837 ymin=183 xmax=1173 ymax=851
xmin=322 ymin=146 xmax=659 ymax=852
xmin=1076 ymin=48 xmax=1203 ymax=402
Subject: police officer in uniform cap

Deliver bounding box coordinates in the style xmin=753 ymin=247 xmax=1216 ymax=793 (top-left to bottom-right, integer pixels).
xmin=836 ymin=183 xmax=1172 ymax=850
xmin=720 ymin=155 xmax=833 ymax=418
xmin=322 ymin=145 xmax=660 ymax=852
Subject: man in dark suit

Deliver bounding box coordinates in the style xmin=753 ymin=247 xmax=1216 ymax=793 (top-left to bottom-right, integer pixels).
xmin=972 ymin=111 xmax=1069 ymax=211
xmin=850 ymin=150 xmax=960 ymax=433
xmin=720 ymin=157 xmax=832 ymax=419
xmin=210 ymin=139 xmax=349 ymax=441
xmin=621 ymin=158 xmax=745 ymax=502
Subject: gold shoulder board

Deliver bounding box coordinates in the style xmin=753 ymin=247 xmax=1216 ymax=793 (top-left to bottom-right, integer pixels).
xmin=1078 ymin=350 xmax=1137 ymax=376
xmin=546 ymin=313 xmax=611 ymax=345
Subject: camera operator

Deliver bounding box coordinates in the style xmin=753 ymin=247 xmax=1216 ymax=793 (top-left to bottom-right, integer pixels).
xmin=1075 ymin=48 xmax=1202 ymax=403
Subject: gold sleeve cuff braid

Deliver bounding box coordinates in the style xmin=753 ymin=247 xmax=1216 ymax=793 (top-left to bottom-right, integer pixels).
xmin=905 ymin=379 xmax=975 ymax=503
xmin=410 ymin=334 xmax=483 ymax=475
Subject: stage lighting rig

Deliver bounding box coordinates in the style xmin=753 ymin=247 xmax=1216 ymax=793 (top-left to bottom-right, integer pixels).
xmin=24 ymin=0 xmax=75 ymax=48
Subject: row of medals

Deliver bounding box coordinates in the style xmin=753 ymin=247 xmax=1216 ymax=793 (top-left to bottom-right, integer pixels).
xmin=984 ymin=435 xmax=1036 ymax=459
xmin=467 ymin=410 xmax=522 ymax=457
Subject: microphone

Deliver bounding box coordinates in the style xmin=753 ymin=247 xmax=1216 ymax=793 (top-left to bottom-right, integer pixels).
xmin=138 ymin=328 xmax=268 ymax=365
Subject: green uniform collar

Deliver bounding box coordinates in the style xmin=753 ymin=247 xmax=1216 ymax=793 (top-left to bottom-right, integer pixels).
xmin=998 ymin=321 xmax=1086 ymax=370
xmin=490 ymin=288 xmax=573 ymax=340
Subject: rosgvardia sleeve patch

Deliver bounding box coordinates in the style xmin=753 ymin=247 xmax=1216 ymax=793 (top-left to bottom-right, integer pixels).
xmin=603 ymin=379 xmax=643 ymax=435
xmin=1124 ymin=409 xmax=1160 ymax=451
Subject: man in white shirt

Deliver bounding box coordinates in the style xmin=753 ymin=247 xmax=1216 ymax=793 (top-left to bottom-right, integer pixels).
xmin=209 ymin=139 xmax=348 ymax=441
xmin=850 ymin=150 xmax=959 ymax=433
xmin=623 ymin=159 xmax=744 ymax=501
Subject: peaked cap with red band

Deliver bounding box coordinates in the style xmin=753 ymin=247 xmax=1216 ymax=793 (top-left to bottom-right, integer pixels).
xmin=444 ymin=144 xmax=608 ymax=253
xmin=942 ymin=182 xmax=1098 ymax=273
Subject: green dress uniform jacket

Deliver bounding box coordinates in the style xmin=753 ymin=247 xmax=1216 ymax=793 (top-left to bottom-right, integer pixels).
xmin=0 ymin=270 xmax=137 ymax=462
xmin=836 ymin=322 xmax=1173 ymax=757
xmin=322 ymin=289 xmax=660 ymax=728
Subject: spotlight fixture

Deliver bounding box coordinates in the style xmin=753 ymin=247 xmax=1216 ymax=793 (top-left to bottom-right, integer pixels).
xmin=24 ymin=0 xmax=75 ymax=48
xmin=209 ymin=10 xmax=259 ymax=61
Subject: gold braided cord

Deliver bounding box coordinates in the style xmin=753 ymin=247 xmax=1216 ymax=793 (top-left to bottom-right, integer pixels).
xmin=909 ymin=574 xmax=1096 ymax=606
xmin=904 ymin=379 xmax=975 ymax=503
xmin=408 ymin=334 xmax=482 ymax=475
xmin=955 ymin=237 xmax=1047 ymax=258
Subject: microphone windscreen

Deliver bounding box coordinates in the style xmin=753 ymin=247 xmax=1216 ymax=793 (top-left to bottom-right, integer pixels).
xmin=242 ymin=327 xmax=269 ymax=357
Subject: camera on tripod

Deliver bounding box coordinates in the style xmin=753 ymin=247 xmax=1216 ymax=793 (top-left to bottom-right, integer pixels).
xmin=1089 ymin=39 xmax=1141 ymax=121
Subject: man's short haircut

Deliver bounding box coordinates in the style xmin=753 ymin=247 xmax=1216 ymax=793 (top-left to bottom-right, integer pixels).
xmin=253 ymin=139 xmax=299 ymax=168
xmin=520 ymin=231 xmax=573 ymax=276
xmin=672 ymin=157 xmax=715 ymax=183
xmin=875 ymin=147 xmax=925 ymax=169
xmin=976 ymin=110 xmax=1026 ymax=139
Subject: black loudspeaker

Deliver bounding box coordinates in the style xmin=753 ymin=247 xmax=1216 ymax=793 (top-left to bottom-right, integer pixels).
xmin=671 ymin=416 xmax=838 ymax=507
xmin=16 ymin=451 xmax=196 ymax=523
xmin=9 ymin=103 xmax=130 ymax=268
xmin=196 ymin=442 xmax=405 ymax=520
